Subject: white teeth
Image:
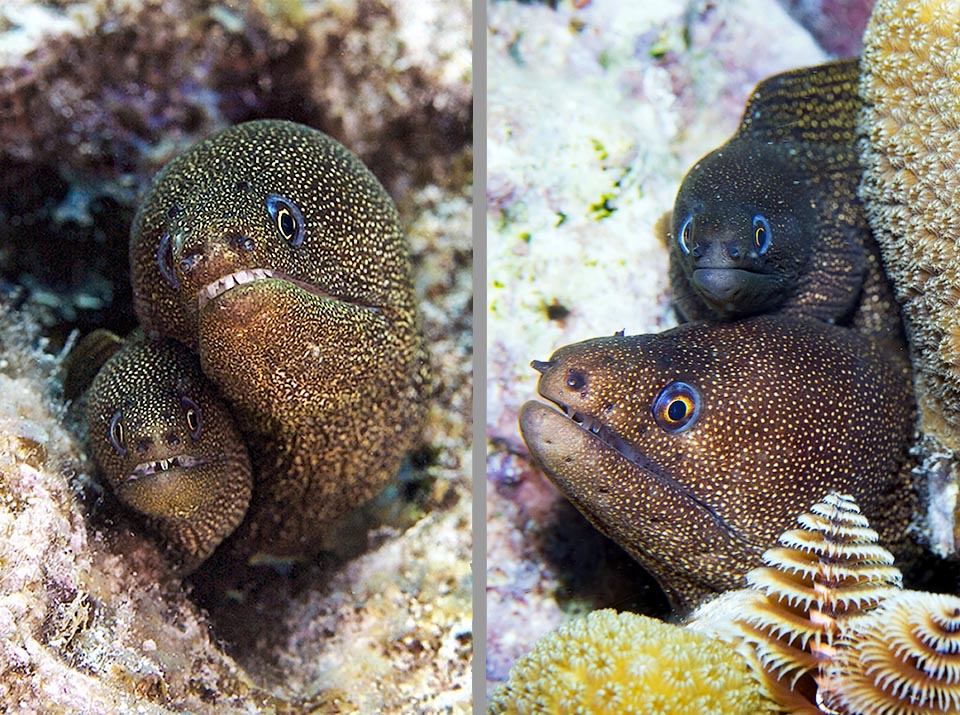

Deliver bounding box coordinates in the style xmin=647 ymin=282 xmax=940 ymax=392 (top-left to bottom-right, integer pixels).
xmin=128 ymin=455 xmax=201 ymax=482
xmin=198 ymin=268 xmax=277 ymax=310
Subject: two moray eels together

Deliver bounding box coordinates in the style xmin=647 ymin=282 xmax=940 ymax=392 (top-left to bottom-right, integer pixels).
xmin=71 ymin=120 xmax=427 ymax=568
xmin=521 ymin=60 xmax=916 ymax=611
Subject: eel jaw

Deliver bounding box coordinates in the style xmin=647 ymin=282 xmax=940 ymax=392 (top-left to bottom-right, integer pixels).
xmin=197 ymin=268 xmax=341 ymax=312
xmin=520 ymin=397 xmax=756 ymax=548
xmin=535 ymin=398 xmax=644 ymax=465
xmin=127 ymin=454 xmax=202 ymax=482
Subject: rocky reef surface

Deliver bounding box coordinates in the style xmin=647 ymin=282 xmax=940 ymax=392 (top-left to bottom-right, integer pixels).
xmin=0 ymin=0 xmax=472 ymax=712
xmin=485 ymin=0 xmax=871 ymax=695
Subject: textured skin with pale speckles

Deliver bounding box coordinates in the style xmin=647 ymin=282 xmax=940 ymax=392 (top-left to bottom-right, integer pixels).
xmin=84 ymin=333 xmax=252 ymax=571
xmin=519 ymin=315 xmax=915 ymax=611
xmin=129 ymin=120 xmax=428 ymax=558
xmin=668 ymin=60 xmax=901 ymax=346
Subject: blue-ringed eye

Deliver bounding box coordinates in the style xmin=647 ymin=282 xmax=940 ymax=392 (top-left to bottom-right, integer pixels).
xmin=157 ymin=232 xmax=179 ymax=289
xmin=753 ymin=215 xmax=771 ymax=254
xmin=653 ymin=382 xmax=700 ymax=433
xmin=108 ymin=410 xmax=126 ymax=454
xmin=265 ymin=194 xmax=305 ymax=247
xmin=678 ymin=214 xmax=693 ymax=255
xmin=180 ymin=397 xmax=202 ymax=440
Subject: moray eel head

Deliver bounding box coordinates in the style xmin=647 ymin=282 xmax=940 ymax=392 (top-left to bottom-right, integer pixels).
xmin=670 ymin=145 xmax=815 ymax=319
xmin=87 ymin=337 xmax=252 ymax=570
xmin=520 ymin=316 xmax=914 ymax=611
xmin=131 ymin=120 xmax=414 ymax=349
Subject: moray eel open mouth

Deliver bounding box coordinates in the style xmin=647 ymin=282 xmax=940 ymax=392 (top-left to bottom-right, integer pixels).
xmin=197 ymin=268 xmax=341 ymax=312
xmin=127 ymin=454 xmax=203 ymax=482
xmin=520 ymin=395 xmax=756 ymax=549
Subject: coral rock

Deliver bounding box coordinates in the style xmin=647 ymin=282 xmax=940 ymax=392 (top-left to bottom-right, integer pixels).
xmin=859 ymin=0 xmax=960 ymax=555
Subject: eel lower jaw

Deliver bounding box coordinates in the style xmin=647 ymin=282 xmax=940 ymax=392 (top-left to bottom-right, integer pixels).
xmin=197 ymin=268 xmax=344 ymax=312
xmin=127 ymin=454 xmax=203 ymax=482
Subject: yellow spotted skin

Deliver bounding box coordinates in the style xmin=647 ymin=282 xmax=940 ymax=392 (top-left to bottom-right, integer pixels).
xmin=130 ymin=120 xmax=428 ymax=558
xmin=519 ymin=316 xmax=915 ymax=611
xmin=669 ymin=60 xmax=902 ymax=345
xmin=85 ymin=334 xmax=252 ymax=572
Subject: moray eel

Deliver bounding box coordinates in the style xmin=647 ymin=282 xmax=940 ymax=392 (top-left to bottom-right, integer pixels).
xmin=667 ymin=59 xmax=899 ymax=339
xmin=76 ymin=330 xmax=252 ymax=572
xmin=519 ymin=315 xmax=915 ymax=611
xmin=129 ymin=119 xmax=428 ymax=558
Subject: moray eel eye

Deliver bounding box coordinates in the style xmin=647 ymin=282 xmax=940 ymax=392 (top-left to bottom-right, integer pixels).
xmin=565 ymin=369 xmax=587 ymax=392
xmin=180 ymin=396 xmax=202 ymax=440
xmin=753 ymin=214 xmax=771 ymax=254
xmin=157 ymin=232 xmax=179 ymax=289
xmin=108 ymin=409 xmax=126 ymax=454
xmin=653 ymin=381 xmax=700 ymax=433
xmin=678 ymin=214 xmax=693 ymax=255
xmin=266 ymin=194 xmax=305 ymax=246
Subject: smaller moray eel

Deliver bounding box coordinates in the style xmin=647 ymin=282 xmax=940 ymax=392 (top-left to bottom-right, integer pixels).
xmin=667 ymin=58 xmax=899 ymax=338
xmin=130 ymin=120 xmax=427 ymax=558
xmin=519 ymin=315 xmax=915 ymax=611
xmin=75 ymin=330 xmax=252 ymax=572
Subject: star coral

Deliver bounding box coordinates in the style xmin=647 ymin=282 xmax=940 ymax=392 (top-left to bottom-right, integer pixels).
xmin=858 ymin=0 xmax=960 ymax=555
xmin=487 ymin=608 xmax=774 ymax=715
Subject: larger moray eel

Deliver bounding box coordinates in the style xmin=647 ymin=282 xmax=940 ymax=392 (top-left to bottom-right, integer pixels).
xmin=519 ymin=316 xmax=915 ymax=611
xmin=72 ymin=330 xmax=252 ymax=572
xmin=668 ymin=59 xmax=900 ymax=342
xmin=130 ymin=120 xmax=428 ymax=559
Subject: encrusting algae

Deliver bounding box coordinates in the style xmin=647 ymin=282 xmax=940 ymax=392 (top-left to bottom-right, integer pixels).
xmin=488 ymin=608 xmax=775 ymax=715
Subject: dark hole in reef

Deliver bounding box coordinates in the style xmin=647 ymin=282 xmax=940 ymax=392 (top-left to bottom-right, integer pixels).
xmin=540 ymin=498 xmax=670 ymax=619
xmin=0 ymin=162 xmax=138 ymax=347
xmin=546 ymin=299 xmax=571 ymax=322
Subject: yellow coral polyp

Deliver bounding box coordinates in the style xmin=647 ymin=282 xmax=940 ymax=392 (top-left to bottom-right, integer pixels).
xmin=489 ymin=609 xmax=773 ymax=715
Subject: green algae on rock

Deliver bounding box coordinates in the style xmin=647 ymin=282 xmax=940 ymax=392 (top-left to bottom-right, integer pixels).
xmin=859 ymin=0 xmax=960 ymax=557
xmin=520 ymin=315 xmax=915 ymax=611
xmin=130 ymin=119 xmax=429 ymax=560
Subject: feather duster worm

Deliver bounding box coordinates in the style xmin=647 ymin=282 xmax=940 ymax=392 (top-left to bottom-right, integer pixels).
xmin=820 ymin=590 xmax=960 ymax=715
xmin=690 ymin=493 xmax=903 ymax=714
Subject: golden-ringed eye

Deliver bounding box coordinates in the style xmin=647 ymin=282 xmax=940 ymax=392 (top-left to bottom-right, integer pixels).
xmin=108 ymin=409 xmax=126 ymax=454
xmin=265 ymin=194 xmax=305 ymax=246
xmin=753 ymin=214 xmax=771 ymax=254
xmin=653 ymin=382 xmax=700 ymax=433
xmin=180 ymin=397 xmax=202 ymax=440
